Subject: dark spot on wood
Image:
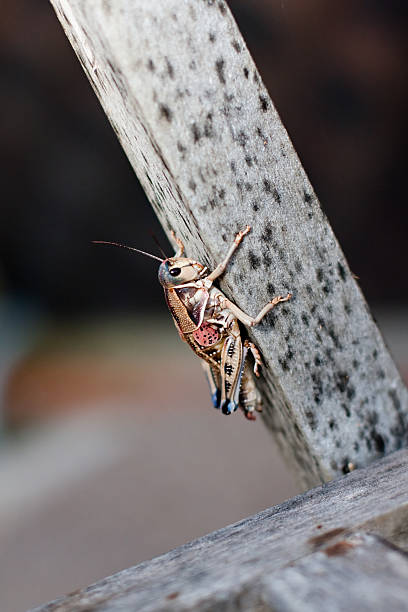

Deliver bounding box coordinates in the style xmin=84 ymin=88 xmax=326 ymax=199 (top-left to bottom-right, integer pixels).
xmin=263 ymin=179 xmax=271 ymax=193
xmin=261 ymin=223 xmax=273 ymax=242
xmin=372 ymin=349 xmax=378 ymax=359
xmin=329 ymin=419 xmax=336 ymax=430
xmin=204 ymin=113 xmax=213 ymax=138
xmin=352 ymin=359 xmax=360 ymax=369
xmin=232 ymin=39 xmax=241 ymax=52
xmin=188 ymin=179 xmax=196 ymax=192
xmin=335 ymin=371 xmax=349 ymax=394
xmin=230 ymin=160 xmax=236 ymax=174
xmin=177 ymin=141 xmax=186 ymax=155
xmin=347 ymin=385 xmax=355 ymax=400
xmin=267 ymin=283 xmax=275 ymax=296
xmin=314 ymin=355 xmax=322 ymax=367
xmin=252 ymin=202 xmax=259 ymax=212
xmin=309 ymin=527 xmax=347 ymax=548
xmin=159 ymin=104 xmax=172 ymax=122
xmin=328 ymin=326 xmax=342 ymax=349
xmin=342 ymin=460 xmax=353 ymax=474
xmin=236 ymin=180 xmax=243 ymax=192
xmin=209 ymin=31 xmax=216 ymax=43
xmin=165 ymin=57 xmax=174 ymax=79
xmin=243 ymin=67 xmax=249 ymax=79
xmin=253 ymin=70 xmax=259 ymax=84
xmin=278 ymin=248 xmax=285 ymax=261
xmin=306 ymin=285 xmax=313 ymax=295
xmin=388 ymin=389 xmax=401 ymax=411
xmin=305 ymin=411 xmax=316 ymax=430
xmin=279 ymin=358 xmax=289 ymax=372
xmin=342 ymin=403 xmax=351 ymax=417
xmin=316 ymin=268 xmax=324 ymax=283
xmin=248 ymin=250 xmax=261 ymax=270
xmin=191 ymin=123 xmax=201 ymax=143
xmin=263 ymin=253 xmax=272 ymax=267
xmin=245 ymin=182 xmax=252 ymax=192
xmin=189 ymin=60 xmax=197 ymax=70
xmin=303 ymin=190 xmax=312 ymax=204
xmin=245 ymin=155 xmax=252 ymax=167
xmin=166 ymin=591 xmax=180 ymax=600
xmin=259 ymin=95 xmax=269 ymax=112
xmin=301 ymin=313 xmax=309 ymax=326
xmin=256 ymin=126 xmax=268 ymax=144
xmin=344 ymin=302 xmax=352 ymax=315
xmin=215 ymin=58 xmax=226 ymax=84
xmin=325 ymin=540 xmax=355 ymax=557
xmin=218 ymin=1 xmax=226 ymax=14
xmin=237 ymin=131 xmax=248 ymax=147
xmin=337 ymin=261 xmax=347 ymax=281
xmin=273 ymin=189 xmax=281 ymax=204
xmin=294 ymin=260 xmax=303 ymax=273
xmin=373 ymin=432 xmax=385 ymax=453
xmin=311 ymin=372 xmax=323 ymax=404
xmin=147 ymin=58 xmax=155 ymax=71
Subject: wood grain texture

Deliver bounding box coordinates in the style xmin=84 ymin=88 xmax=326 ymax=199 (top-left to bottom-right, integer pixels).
xmin=31 ymin=449 xmax=408 ymax=611
xmin=49 ymin=0 xmax=408 ymax=487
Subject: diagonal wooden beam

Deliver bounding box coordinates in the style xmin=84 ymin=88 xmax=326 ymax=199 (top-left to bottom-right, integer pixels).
xmin=49 ymin=0 xmax=407 ymax=487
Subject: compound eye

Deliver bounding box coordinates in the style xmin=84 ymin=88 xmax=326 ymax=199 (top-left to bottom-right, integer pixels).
xmin=169 ymin=267 xmax=181 ymax=277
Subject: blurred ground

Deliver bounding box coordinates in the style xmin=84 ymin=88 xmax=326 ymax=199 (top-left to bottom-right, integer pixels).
xmin=0 ymin=308 xmax=407 ymax=612
xmin=0 ymin=316 xmax=300 ymax=612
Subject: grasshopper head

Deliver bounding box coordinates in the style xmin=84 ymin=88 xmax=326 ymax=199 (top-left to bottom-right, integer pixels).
xmin=158 ymin=257 xmax=206 ymax=287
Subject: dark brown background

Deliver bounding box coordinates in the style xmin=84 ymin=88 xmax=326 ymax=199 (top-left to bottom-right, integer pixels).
xmin=1 ymin=0 xmax=407 ymax=316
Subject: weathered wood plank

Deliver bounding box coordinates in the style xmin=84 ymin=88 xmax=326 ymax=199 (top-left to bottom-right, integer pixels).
xmin=49 ymin=0 xmax=408 ymax=487
xmin=31 ymin=449 xmax=408 ymax=611
xmin=259 ymin=533 xmax=408 ymax=612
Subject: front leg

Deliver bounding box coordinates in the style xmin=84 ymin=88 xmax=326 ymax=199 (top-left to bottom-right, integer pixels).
xmin=206 ymin=226 xmax=251 ymax=282
xmin=220 ymin=293 xmax=292 ymax=327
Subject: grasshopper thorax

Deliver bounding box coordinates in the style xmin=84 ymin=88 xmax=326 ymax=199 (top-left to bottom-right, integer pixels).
xmin=158 ymin=258 xmax=206 ymax=288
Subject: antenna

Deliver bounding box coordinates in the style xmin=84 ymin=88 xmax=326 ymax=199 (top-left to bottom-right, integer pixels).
xmin=92 ymin=241 xmax=164 ymax=262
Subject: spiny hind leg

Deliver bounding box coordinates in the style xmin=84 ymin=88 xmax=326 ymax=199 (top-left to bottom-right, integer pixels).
xmin=244 ymin=339 xmax=262 ymax=378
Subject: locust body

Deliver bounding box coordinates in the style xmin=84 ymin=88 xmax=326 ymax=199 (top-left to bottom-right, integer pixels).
xmin=158 ymin=226 xmax=291 ymax=420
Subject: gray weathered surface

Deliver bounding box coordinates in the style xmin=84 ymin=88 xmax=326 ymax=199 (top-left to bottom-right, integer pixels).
xmin=260 ymin=533 xmax=408 ymax=612
xmin=31 ymin=449 xmax=408 ymax=611
xmin=49 ymin=0 xmax=408 ymax=487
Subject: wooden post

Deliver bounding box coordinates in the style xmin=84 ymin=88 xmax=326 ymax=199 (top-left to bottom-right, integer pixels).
xmin=31 ymin=449 xmax=408 ymax=611
xmin=49 ymin=0 xmax=407 ymax=487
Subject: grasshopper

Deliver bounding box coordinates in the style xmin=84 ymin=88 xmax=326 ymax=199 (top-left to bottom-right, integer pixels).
xmin=94 ymin=226 xmax=291 ymax=420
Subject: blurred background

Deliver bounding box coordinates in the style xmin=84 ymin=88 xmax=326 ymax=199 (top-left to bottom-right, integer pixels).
xmin=0 ymin=1 xmax=407 ymax=610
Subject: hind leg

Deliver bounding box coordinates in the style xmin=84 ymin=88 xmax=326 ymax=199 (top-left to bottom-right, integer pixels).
xmin=244 ymin=340 xmax=262 ymax=377
xmin=239 ymin=361 xmax=263 ymax=420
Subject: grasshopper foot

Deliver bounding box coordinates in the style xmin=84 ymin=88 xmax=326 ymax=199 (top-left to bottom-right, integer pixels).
xmin=234 ymin=225 xmax=251 ymax=245
xmin=221 ymin=400 xmax=238 ymax=415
